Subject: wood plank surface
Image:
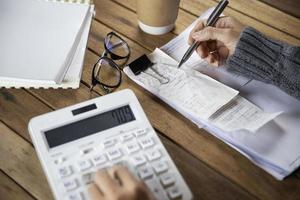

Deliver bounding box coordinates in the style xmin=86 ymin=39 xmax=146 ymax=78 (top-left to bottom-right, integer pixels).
xmin=199 ymin=0 xmax=300 ymax=40
xmin=0 ymin=171 xmax=35 ymax=200
xmin=1 ymin=0 xmax=300 ymax=200
xmin=113 ymin=0 xmax=300 ymax=45
xmin=179 ymin=0 xmax=300 ymax=45
xmin=0 ymin=122 xmax=53 ymax=200
xmin=259 ymin=0 xmax=300 ymax=18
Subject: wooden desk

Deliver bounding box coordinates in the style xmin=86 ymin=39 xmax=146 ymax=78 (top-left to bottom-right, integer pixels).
xmin=1 ymin=0 xmax=300 ymax=199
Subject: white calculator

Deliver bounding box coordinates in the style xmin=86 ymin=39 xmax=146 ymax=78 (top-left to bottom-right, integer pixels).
xmin=28 ymin=89 xmax=192 ymax=200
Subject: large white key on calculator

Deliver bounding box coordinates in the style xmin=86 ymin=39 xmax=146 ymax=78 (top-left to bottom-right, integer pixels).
xmin=29 ymin=89 xmax=193 ymax=200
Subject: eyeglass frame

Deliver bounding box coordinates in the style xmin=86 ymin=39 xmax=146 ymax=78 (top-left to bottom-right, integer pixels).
xmin=91 ymin=32 xmax=131 ymax=93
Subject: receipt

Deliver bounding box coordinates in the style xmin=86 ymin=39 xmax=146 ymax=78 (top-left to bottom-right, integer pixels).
xmin=124 ymin=48 xmax=280 ymax=132
xmin=130 ymin=49 xmax=238 ymax=120
xmin=209 ymin=96 xmax=281 ymax=132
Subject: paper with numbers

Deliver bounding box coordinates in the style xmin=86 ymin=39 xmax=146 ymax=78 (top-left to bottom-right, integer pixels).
xmin=124 ymin=48 xmax=280 ymax=133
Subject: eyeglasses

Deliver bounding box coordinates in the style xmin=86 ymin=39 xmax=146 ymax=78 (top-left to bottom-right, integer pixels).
xmin=90 ymin=32 xmax=131 ymax=94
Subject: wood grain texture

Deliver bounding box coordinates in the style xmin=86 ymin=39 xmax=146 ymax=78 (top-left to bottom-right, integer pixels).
xmin=114 ymin=0 xmax=300 ymax=45
xmin=1 ymin=0 xmax=300 ymax=200
xmin=0 ymin=171 xmax=35 ymax=200
xmin=179 ymin=0 xmax=300 ymax=45
xmin=0 ymin=122 xmax=53 ymax=200
xmin=259 ymin=0 xmax=300 ymax=18
xmin=208 ymin=0 xmax=300 ymax=40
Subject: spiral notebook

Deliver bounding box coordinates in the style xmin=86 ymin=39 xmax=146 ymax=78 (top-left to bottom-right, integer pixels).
xmin=0 ymin=0 xmax=94 ymax=89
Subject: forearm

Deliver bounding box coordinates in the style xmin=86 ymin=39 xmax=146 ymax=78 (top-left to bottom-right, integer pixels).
xmin=226 ymin=27 xmax=300 ymax=100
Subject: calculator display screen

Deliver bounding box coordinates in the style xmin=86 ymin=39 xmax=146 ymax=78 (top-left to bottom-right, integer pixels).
xmin=44 ymin=105 xmax=135 ymax=148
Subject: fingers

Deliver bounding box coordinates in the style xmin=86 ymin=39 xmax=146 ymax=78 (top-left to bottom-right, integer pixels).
xmin=89 ymin=166 xmax=154 ymax=200
xmin=196 ymin=42 xmax=209 ymax=59
xmin=208 ymin=52 xmax=220 ymax=67
xmin=196 ymin=44 xmax=220 ymax=67
xmin=94 ymin=169 xmax=120 ymax=195
xmin=110 ymin=165 xmax=138 ymax=187
xmin=88 ymin=183 xmax=104 ymax=200
xmin=188 ymin=20 xmax=205 ymax=45
xmin=192 ymin=27 xmax=231 ymax=43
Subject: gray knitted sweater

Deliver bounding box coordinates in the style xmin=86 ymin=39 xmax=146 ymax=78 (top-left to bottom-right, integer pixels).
xmin=226 ymin=27 xmax=300 ymax=100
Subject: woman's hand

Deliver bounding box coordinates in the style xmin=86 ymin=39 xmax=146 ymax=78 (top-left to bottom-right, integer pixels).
xmin=188 ymin=16 xmax=245 ymax=67
xmin=88 ymin=166 xmax=154 ymax=200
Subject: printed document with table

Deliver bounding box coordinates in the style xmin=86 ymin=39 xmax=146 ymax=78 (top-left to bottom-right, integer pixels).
xmin=124 ymin=8 xmax=300 ymax=180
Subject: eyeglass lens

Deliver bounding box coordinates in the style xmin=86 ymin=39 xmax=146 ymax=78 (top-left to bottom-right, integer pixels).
xmin=93 ymin=58 xmax=121 ymax=87
xmin=105 ymin=33 xmax=130 ymax=58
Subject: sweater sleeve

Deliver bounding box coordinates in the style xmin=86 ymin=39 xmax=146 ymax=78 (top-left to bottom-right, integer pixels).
xmin=226 ymin=26 xmax=300 ymax=100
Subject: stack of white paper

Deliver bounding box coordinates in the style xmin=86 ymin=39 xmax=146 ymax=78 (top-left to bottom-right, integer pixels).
xmin=124 ymin=8 xmax=300 ymax=180
xmin=0 ymin=0 xmax=94 ymax=89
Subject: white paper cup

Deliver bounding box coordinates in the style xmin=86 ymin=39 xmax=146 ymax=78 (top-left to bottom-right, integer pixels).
xmin=138 ymin=21 xmax=175 ymax=35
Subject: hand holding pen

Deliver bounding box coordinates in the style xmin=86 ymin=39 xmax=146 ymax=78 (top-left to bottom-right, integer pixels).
xmin=189 ymin=16 xmax=245 ymax=67
xmin=178 ymin=0 xmax=230 ymax=68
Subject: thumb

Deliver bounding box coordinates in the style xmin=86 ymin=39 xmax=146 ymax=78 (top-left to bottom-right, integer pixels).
xmin=192 ymin=27 xmax=231 ymax=43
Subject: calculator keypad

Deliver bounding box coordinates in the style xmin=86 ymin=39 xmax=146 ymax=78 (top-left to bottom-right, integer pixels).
xmin=68 ymin=192 xmax=84 ymax=200
xmin=146 ymin=149 xmax=162 ymax=161
xmin=160 ymin=173 xmax=176 ymax=187
xmin=58 ymin=166 xmax=73 ymax=178
xmin=92 ymin=154 xmax=107 ymax=166
xmin=139 ymin=137 xmax=155 ymax=149
xmin=54 ymin=128 xmax=187 ymax=200
xmin=126 ymin=142 xmax=141 ymax=154
xmin=78 ymin=160 xmax=93 ymax=172
xmin=131 ymin=154 xmax=147 ymax=167
xmin=64 ymin=179 xmax=79 ymax=192
xmin=138 ymin=166 xmax=154 ymax=180
xmin=107 ymin=148 xmax=123 ymax=161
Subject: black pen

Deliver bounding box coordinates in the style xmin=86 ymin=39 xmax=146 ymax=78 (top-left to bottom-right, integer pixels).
xmin=178 ymin=0 xmax=229 ymax=68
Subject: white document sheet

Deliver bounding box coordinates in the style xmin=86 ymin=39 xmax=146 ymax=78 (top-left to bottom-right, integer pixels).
xmin=156 ymin=8 xmax=300 ymax=180
xmin=0 ymin=5 xmax=94 ymax=89
xmin=124 ymin=48 xmax=279 ymax=133
xmin=0 ymin=0 xmax=90 ymax=84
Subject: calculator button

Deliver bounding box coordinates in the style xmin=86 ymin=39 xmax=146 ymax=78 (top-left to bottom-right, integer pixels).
xmin=81 ymin=148 xmax=93 ymax=155
xmin=107 ymin=148 xmax=123 ymax=160
xmin=139 ymin=137 xmax=155 ymax=149
xmin=58 ymin=166 xmax=73 ymax=178
xmin=135 ymin=128 xmax=148 ymax=137
xmin=121 ymin=133 xmax=134 ymax=142
xmin=167 ymin=186 xmax=182 ymax=199
xmin=68 ymin=192 xmax=84 ymax=200
xmin=145 ymin=178 xmax=168 ymax=200
xmin=54 ymin=157 xmax=67 ymax=165
xmin=126 ymin=142 xmax=141 ymax=154
xmin=92 ymin=154 xmax=107 ymax=166
xmin=160 ymin=174 xmax=176 ymax=187
xmin=63 ymin=179 xmax=78 ymax=192
xmin=131 ymin=155 xmax=147 ymax=167
xmin=102 ymin=139 xmax=117 ymax=148
xmin=81 ymin=172 xmax=94 ymax=185
xmin=138 ymin=166 xmax=154 ymax=180
xmin=78 ymin=160 xmax=93 ymax=171
xmin=153 ymin=161 xmax=168 ymax=174
xmin=146 ymin=149 xmax=162 ymax=161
